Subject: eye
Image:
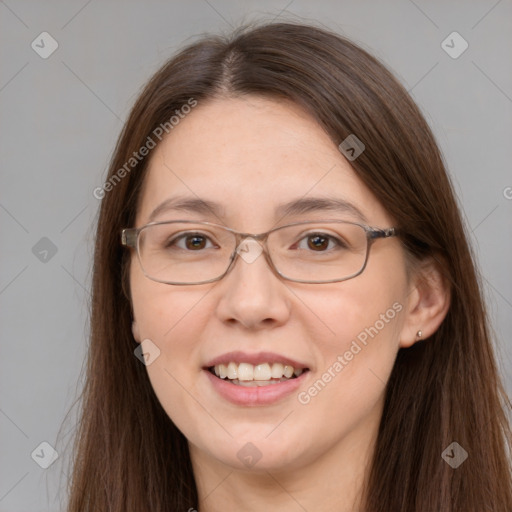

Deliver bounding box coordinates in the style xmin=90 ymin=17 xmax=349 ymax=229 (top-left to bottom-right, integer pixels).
xmin=296 ymin=233 xmax=347 ymax=252
xmin=168 ymin=232 xmax=216 ymax=251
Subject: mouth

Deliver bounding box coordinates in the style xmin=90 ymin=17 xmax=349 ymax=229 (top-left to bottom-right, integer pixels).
xmin=207 ymin=362 xmax=310 ymax=387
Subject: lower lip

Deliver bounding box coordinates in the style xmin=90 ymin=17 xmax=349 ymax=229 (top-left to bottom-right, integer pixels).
xmin=204 ymin=369 xmax=308 ymax=406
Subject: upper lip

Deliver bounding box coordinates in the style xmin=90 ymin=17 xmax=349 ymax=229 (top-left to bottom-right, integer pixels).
xmin=204 ymin=351 xmax=309 ymax=369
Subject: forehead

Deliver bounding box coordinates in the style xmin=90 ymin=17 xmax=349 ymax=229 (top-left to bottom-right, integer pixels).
xmin=136 ymin=96 xmax=391 ymax=229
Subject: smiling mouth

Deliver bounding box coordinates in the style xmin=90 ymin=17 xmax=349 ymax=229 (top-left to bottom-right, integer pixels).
xmin=207 ymin=362 xmax=309 ymax=387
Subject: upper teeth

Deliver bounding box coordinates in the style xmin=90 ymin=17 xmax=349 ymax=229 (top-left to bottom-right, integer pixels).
xmin=213 ymin=362 xmax=304 ymax=381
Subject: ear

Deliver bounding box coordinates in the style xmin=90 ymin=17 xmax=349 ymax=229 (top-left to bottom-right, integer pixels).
xmin=132 ymin=320 xmax=142 ymax=344
xmin=399 ymin=258 xmax=451 ymax=348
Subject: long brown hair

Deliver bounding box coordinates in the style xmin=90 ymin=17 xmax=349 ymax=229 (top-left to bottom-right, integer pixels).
xmin=64 ymin=21 xmax=512 ymax=511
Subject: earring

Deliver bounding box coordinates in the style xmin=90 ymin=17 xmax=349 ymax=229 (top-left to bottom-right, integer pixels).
xmin=416 ymin=330 xmax=423 ymax=339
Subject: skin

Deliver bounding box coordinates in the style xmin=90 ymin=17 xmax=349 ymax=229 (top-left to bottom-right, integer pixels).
xmin=130 ymin=96 xmax=450 ymax=511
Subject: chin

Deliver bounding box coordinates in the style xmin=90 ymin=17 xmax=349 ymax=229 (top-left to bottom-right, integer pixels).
xmin=194 ymin=429 xmax=308 ymax=472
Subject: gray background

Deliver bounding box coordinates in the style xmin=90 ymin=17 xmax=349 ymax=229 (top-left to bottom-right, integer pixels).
xmin=1 ymin=1 xmax=511 ymax=510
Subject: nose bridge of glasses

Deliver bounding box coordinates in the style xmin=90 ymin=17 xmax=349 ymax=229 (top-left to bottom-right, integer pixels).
xmin=234 ymin=236 xmax=266 ymax=265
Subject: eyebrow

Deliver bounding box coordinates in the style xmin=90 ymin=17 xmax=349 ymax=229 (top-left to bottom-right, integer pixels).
xmin=147 ymin=195 xmax=368 ymax=224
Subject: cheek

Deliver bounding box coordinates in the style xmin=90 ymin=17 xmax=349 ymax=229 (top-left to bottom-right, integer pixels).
xmin=309 ymin=270 xmax=404 ymax=354
xmin=130 ymin=270 xmax=214 ymax=432
xmin=132 ymin=282 xmax=209 ymax=370
xmin=298 ymin=262 xmax=406 ymax=425
xmin=130 ymin=253 xmax=211 ymax=344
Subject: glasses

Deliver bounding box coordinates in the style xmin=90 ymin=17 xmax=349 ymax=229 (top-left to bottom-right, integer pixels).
xmin=121 ymin=219 xmax=398 ymax=285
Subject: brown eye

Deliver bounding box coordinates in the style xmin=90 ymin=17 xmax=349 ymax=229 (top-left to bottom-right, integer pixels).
xmin=295 ymin=232 xmax=346 ymax=252
xmin=307 ymin=234 xmax=330 ymax=251
xmin=166 ymin=232 xmax=215 ymax=251
xmin=185 ymin=235 xmax=207 ymax=250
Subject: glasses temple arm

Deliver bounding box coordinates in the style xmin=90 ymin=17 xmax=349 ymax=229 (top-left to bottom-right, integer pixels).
xmin=121 ymin=229 xmax=138 ymax=248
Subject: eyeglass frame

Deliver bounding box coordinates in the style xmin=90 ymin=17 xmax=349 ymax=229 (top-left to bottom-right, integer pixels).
xmin=121 ymin=219 xmax=399 ymax=285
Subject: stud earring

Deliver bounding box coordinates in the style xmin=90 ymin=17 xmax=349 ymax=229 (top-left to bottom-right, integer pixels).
xmin=416 ymin=330 xmax=423 ymax=339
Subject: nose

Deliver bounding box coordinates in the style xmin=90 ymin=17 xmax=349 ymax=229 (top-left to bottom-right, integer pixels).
xmin=213 ymin=237 xmax=291 ymax=329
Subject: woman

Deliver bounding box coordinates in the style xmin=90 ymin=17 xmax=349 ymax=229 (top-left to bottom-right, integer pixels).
xmin=65 ymin=21 xmax=512 ymax=511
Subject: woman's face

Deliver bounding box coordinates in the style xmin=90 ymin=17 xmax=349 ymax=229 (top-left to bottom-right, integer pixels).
xmin=130 ymin=96 xmax=412 ymax=473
